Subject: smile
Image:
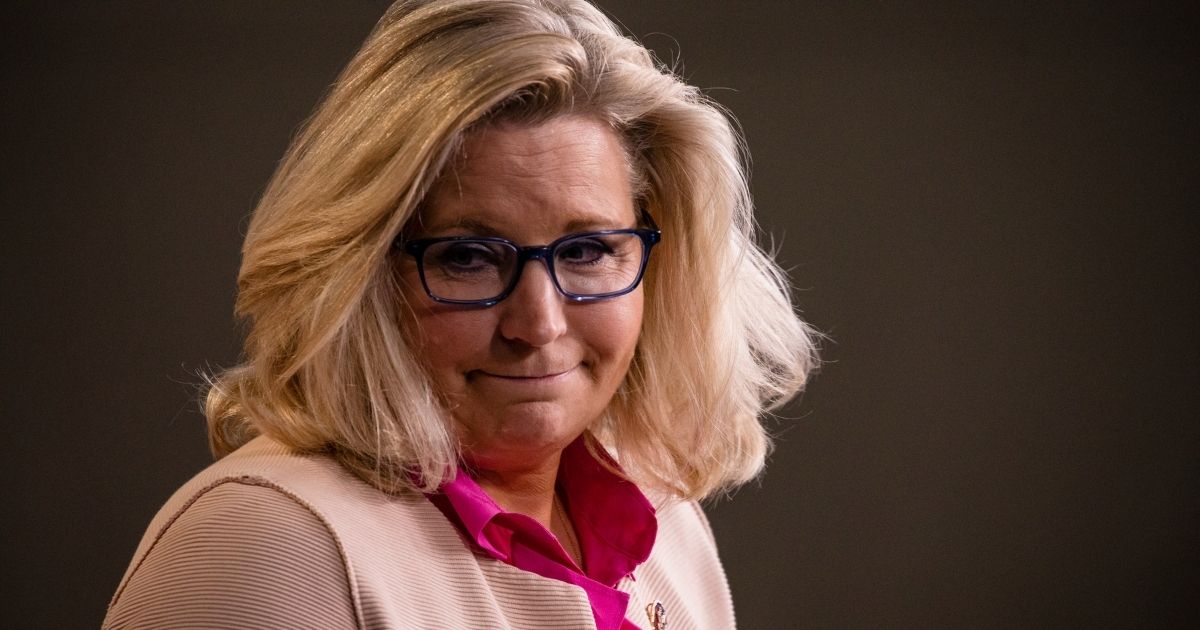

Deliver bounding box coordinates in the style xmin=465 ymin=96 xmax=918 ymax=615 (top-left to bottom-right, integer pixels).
xmin=475 ymin=368 xmax=575 ymax=381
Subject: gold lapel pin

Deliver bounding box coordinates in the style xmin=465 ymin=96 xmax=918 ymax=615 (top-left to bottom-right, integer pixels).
xmin=646 ymin=601 xmax=667 ymax=630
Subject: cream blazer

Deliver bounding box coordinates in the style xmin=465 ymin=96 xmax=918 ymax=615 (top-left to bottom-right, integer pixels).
xmin=104 ymin=436 xmax=737 ymax=629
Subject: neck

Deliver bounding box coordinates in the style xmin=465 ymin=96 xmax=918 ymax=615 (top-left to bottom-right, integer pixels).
xmin=468 ymin=448 xmax=584 ymax=568
xmin=472 ymin=452 xmax=562 ymax=529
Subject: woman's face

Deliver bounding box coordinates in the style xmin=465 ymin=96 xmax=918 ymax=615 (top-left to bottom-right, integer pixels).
xmin=399 ymin=116 xmax=644 ymax=473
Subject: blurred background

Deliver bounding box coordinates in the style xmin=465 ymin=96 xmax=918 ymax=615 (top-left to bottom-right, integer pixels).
xmin=2 ymin=1 xmax=1196 ymax=627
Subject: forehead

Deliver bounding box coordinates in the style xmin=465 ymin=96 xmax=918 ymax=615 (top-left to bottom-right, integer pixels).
xmin=417 ymin=116 xmax=636 ymax=238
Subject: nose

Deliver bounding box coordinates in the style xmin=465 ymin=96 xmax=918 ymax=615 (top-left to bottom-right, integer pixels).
xmin=496 ymin=259 xmax=568 ymax=347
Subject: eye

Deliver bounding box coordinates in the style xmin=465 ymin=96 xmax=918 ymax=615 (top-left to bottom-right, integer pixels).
xmin=556 ymin=237 xmax=613 ymax=265
xmin=428 ymin=241 xmax=508 ymax=273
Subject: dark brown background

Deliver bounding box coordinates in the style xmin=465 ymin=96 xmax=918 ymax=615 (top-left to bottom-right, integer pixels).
xmin=2 ymin=2 xmax=1196 ymax=628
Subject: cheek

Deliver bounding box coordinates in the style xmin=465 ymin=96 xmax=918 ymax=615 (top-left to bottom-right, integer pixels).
xmin=583 ymin=290 xmax=644 ymax=373
xmin=411 ymin=309 xmax=491 ymax=377
xmin=398 ymin=275 xmax=490 ymax=382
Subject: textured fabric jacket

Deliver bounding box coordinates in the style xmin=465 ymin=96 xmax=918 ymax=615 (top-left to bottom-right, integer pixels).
xmin=104 ymin=436 xmax=737 ymax=629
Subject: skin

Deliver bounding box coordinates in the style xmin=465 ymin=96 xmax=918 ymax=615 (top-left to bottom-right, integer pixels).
xmin=398 ymin=116 xmax=644 ymax=531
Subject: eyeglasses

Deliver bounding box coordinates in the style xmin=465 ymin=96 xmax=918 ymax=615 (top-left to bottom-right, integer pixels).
xmin=398 ymin=219 xmax=661 ymax=307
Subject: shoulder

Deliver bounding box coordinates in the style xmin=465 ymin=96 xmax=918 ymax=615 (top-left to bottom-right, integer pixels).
xmin=106 ymin=437 xmax=460 ymax=629
xmin=654 ymin=498 xmax=723 ymax=553
xmin=105 ymin=477 xmax=361 ymax=629
xmin=120 ymin=436 xmax=449 ymax=558
xmin=627 ymin=498 xmax=737 ymax=629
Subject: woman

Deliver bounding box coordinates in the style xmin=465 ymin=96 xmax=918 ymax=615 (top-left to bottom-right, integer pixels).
xmin=105 ymin=1 xmax=817 ymax=628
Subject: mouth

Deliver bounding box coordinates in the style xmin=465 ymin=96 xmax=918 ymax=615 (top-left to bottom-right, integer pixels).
xmin=475 ymin=367 xmax=574 ymax=381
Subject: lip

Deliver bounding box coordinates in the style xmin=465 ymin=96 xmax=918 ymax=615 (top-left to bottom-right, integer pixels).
xmin=475 ymin=368 xmax=574 ymax=381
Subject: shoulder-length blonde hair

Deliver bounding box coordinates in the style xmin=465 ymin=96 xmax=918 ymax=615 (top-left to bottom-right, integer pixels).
xmin=206 ymin=0 xmax=818 ymax=500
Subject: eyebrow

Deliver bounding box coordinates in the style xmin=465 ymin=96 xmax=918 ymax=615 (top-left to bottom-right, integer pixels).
xmin=425 ymin=218 xmax=500 ymax=237
xmin=422 ymin=216 xmax=636 ymax=238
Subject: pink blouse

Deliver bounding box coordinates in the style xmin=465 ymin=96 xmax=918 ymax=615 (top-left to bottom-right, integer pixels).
xmin=428 ymin=436 xmax=658 ymax=630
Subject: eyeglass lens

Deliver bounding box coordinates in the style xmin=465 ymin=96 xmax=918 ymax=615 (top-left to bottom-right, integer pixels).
xmin=421 ymin=232 xmax=646 ymax=302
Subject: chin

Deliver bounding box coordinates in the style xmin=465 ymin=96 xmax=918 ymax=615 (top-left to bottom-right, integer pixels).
xmin=458 ymin=402 xmax=588 ymax=469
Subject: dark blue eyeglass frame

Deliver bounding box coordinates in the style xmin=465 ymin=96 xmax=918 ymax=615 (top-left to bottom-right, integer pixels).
xmin=397 ymin=216 xmax=661 ymax=307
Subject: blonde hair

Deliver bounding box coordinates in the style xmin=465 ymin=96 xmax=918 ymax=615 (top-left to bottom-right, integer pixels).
xmin=206 ymin=0 xmax=818 ymax=500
